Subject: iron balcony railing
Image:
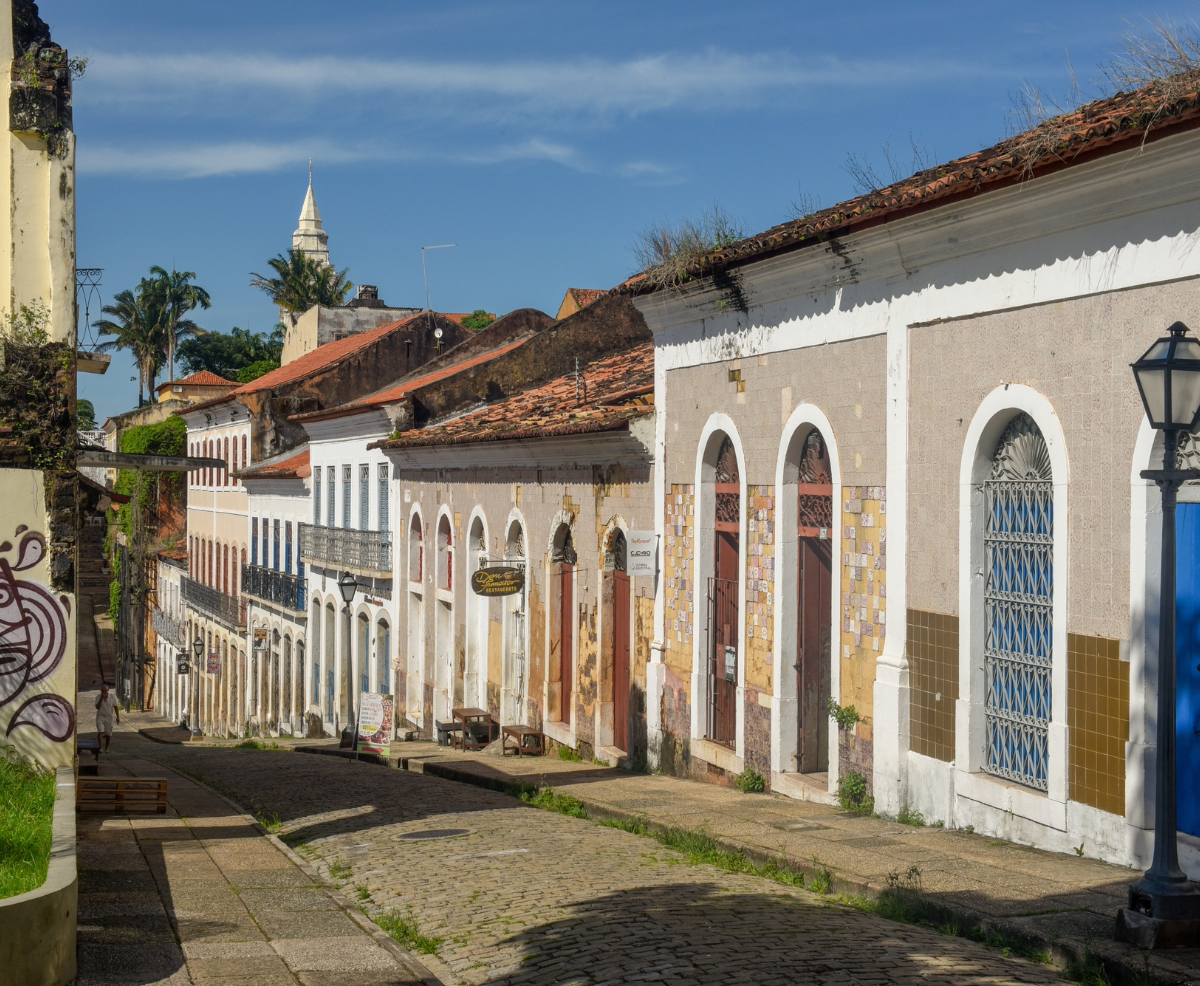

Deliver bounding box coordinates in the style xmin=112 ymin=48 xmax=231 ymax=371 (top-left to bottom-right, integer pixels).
xmin=299 ymin=523 xmax=392 ymax=576
xmin=181 ymin=575 xmax=246 ymax=630
xmin=241 ymin=564 xmax=306 ymax=612
xmin=152 ymin=607 xmax=186 ymax=649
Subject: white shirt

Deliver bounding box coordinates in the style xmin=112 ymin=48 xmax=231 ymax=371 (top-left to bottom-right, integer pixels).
xmin=96 ymin=694 xmax=118 ymax=723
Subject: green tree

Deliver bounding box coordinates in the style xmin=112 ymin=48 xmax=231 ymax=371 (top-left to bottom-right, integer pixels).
xmin=460 ymin=310 xmax=495 ymax=331
xmin=177 ymin=325 xmax=283 ymax=380
xmin=144 ymin=266 xmax=211 ymax=382
xmin=93 ymin=288 xmax=167 ymax=406
xmin=250 ymin=248 xmax=353 ymax=312
xmin=77 ymin=399 xmax=97 ymax=430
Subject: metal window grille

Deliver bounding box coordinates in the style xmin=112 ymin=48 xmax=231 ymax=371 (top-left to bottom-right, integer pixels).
xmin=983 ymin=414 xmax=1053 ymax=791
xmin=326 ymin=669 xmax=334 ymax=720
xmin=314 ymin=467 xmax=322 ymax=524
xmin=378 ymin=623 xmax=390 ymax=697
xmin=313 ymin=660 xmax=320 ymax=707
xmin=360 ymin=465 xmax=370 ymax=531
xmin=379 ymin=464 xmax=389 ymax=532
xmin=343 ymin=466 xmax=351 ymax=530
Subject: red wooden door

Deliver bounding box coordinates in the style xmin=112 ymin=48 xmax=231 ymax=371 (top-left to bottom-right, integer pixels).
xmin=613 ymin=570 xmax=631 ymax=750
xmin=559 ymin=564 xmax=573 ymax=724
xmin=709 ymin=530 xmax=739 ymax=747
xmin=797 ymin=539 xmax=832 ymax=772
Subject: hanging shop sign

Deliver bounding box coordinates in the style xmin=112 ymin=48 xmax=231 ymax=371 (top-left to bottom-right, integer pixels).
xmin=176 ymin=659 xmax=191 ymax=675
xmin=253 ymin=627 xmax=268 ymax=651
xmin=356 ymin=692 xmax=394 ymax=759
xmin=627 ymin=531 xmax=658 ymax=577
xmin=207 ymin=653 xmax=221 ymax=675
xmin=470 ymin=566 xmax=525 ymax=596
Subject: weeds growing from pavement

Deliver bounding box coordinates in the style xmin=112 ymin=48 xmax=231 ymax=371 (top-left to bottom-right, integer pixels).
xmin=329 ymin=858 xmax=353 ymax=881
xmin=354 ymin=883 xmax=371 ymax=901
xmin=520 ymin=786 xmax=589 ymax=819
xmin=734 ymin=767 xmax=765 ymax=794
xmin=837 ymin=772 xmax=875 ymax=815
xmin=235 ymin=740 xmax=287 ymax=751
xmin=0 ymin=753 xmax=55 ymax=899
xmin=376 ymin=906 xmax=443 ymax=954
xmin=554 ymin=745 xmax=582 ymax=762
xmin=896 ymin=804 xmax=925 ymax=827
xmin=255 ymin=810 xmax=282 ymax=834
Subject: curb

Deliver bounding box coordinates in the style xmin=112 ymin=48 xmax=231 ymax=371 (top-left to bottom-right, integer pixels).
xmin=139 ymin=755 xmax=447 ymax=986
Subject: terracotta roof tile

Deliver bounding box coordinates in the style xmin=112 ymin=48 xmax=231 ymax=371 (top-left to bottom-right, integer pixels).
xmin=373 ymin=344 xmax=653 ymax=451
xmin=626 ymin=74 xmax=1200 ymax=289
xmin=155 ymin=370 xmax=238 ymax=391
xmin=231 ymin=313 xmax=425 ymax=393
xmin=238 ymin=448 xmax=310 ymax=480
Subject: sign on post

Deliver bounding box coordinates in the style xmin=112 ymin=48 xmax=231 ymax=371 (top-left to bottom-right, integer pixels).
xmin=470 ymin=566 xmax=525 ymax=596
xmin=207 ymin=653 xmax=221 ymax=675
xmin=627 ymin=531 xmax=657 ymax=577
xmin=176 ymin=659 xmax=191 ymax=675
xmin=356 ymin=692 xmax=394 ymax=758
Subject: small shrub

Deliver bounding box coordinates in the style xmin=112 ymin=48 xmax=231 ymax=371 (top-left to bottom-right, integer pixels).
xmin=521 ymin=787 xmax=589 ymax=819
xmin=827 ymin=699 xmax=861 ymax=730
xmin=837 ymin=772 xmax=874 ymax=815
xmin=897 ymin=804 xmax=925 ymax=827
xmin=734 ymin=768 xmax=765 ymax=794
xmin=599 ymin=817 xmax=649 ymax=837
xmin=1 ymin=302 xmax=50 ymax=347
xmin=555 ymin=744 xmax=583 ymax=762
xmin=376 ymin=907 xmax=442 ymax=955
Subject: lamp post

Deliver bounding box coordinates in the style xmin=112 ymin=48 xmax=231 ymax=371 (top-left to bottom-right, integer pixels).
xmin=1123 ymin=320 xmax=1200 ymax=939
xmin=191 ymin=636 xmax=204 ymax=740
xmin=337 ymin=571 xmax=359 ymax=754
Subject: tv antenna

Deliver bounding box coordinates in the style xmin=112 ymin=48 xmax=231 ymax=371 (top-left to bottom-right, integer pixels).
xmin=421 ymin=243 xmax=455 ymax=349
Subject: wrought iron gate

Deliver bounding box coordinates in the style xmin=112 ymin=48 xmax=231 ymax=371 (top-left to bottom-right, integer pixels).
xmin=983 ymin=414 xmax=1052 ymax=790
xmin=706 ymin=577 xmax=739 ymax=746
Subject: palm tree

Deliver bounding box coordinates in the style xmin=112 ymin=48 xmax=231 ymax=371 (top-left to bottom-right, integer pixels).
xmin=145 ymin=266 xmax=211 ymax=382
xmin=250 ymin=248 xmax=353 ymax=312
xmin=93 ymin=289 xmax=167 ymax=405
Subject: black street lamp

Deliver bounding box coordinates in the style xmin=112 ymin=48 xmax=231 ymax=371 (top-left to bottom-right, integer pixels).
xmin=1121 ymin=321 xmax=1200 ymax=942
xmin=337 ymin=572 xmax=359 ymax=751
xmin=191 ymin=636 xmax=205 ymax=740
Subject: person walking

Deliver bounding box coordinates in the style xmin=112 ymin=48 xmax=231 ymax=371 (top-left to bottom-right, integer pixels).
xmin=95 ymin=683 xmax=119 ymax=753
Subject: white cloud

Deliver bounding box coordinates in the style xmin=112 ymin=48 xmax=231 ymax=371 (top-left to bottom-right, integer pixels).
xmin=80 ymin=140 xmax=380 ymax=179
xmin=80 ymin=48 xmax=998 ymax=122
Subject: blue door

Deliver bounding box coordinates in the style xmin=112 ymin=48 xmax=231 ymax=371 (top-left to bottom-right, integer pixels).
xmin=1175 ymin=503 xmax=1200 ymax=837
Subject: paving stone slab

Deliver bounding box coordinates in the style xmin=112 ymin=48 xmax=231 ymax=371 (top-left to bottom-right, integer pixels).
xmin=272 ymin=935 xmax=403 ymax=972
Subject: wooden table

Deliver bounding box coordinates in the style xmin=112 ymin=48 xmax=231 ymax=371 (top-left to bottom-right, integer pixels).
xmin=501 ymin=724 xmax=545 ymax=757
xmin=452 ymin=707 xmax=497 ymax=751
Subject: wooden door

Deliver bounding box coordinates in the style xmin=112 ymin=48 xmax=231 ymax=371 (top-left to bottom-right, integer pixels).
xmin=797 ymin=538 xmax=832 ymax=772
xmin=559 ymin=565 xmax=573 ymax=724
xmin=614 ymin=570 xmax=631 ymax=750
xmin=709 ymin=530 xmax=740 ymax=747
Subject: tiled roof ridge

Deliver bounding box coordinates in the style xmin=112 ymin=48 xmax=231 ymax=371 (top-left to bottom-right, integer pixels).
xmin=237 ymin=447 xmax=310 ymax=480
xmin=156 ymin=370 xmax=239 ymax=389
xmin=625 ymin=71 xmax=1200 ymax=289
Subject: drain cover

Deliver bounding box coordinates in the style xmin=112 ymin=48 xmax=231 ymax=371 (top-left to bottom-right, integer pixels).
xmin=396 ymin=828 xmax=471 ymax=841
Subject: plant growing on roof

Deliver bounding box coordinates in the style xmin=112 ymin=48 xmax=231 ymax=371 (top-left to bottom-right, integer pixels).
xmin=460 ymin=310 xmax=495 ymax=331
xmin=630 ymin=203 xmax=745 ymax=290
xmin=250 ymin=248 xmax=353 ymax=312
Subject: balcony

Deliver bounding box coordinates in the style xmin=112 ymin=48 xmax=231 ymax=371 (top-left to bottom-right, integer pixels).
xmin=299 ymin=523 xmax=392 ymax=578
xmin=181 ymin=575 xmax=246 ymax=630
xmin=152 ymin=608 xmax=186 ymax=649
xmin=241 ymin=564 xmax=306 ymax=612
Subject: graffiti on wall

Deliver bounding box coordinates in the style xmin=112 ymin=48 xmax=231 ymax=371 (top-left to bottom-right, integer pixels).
xmin=0 ymin=528 xmax=74 ymax=742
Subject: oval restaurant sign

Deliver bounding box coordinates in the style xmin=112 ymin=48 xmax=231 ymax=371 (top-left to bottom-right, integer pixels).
xmin=471 ymin=566 xmax=525 ymax=596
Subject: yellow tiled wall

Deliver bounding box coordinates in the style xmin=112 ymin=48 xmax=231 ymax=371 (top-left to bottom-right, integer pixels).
xmin=1067 ymin=633 xmax=1128 ymax=817
xmin=906 ymin=609 xmax=958 ymax=763
xmin=744 ymin=484 xmax=775 ymax=694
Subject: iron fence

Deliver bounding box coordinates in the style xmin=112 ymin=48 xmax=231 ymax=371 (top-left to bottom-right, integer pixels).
xmin=299 ymin=523 xmax=392 ymax=575
xmin=152 ymin=607 xmax=186 ymax=649
xmin=241 ymin=564 xmax=306 ymax=612
xmin=181 ymin=575 xmax=246 ymax=630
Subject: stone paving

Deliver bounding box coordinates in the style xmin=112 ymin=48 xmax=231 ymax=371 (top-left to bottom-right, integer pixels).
xmin=126 ymin=734 xmax=1077 ymax=986
xmin=74 ymin=714 xmax=426 ymax=985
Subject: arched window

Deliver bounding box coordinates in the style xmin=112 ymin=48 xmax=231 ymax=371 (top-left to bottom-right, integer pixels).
xmin=224 ymin=436 xmax=230 ymax=486
xmin=242 ymin=435 xmax=248 ymax=473
xmin=409 ymin=514 xmax=423 ymax=583
xmin=983 ymin=413 xmax=1053 ymax=791
xmin=551 ymin=524 xmax=576 ymax=725
xmin=437 ymin=515 xmax=452 ymax=590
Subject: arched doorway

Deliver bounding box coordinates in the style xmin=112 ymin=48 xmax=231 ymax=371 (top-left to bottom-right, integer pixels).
xmin=796 ymin=429 xmax=833 ymax=773
xmin=606 ymin=529 xmax=631 ymax=752
xmin=271 ymin=629 xmax=281 ymax=733
xmin=551 ymin=524 xmax=576 ymax=726
xmin=466 ymin=516 xmax=488 ymax=710
xmin=707 ymin=435 xmax=740 ymax=748
xmin=408 ymin=512 xmax=426 ymax=732
xmin=436 ymin=514 xmax=456 ymax=717
xmin=283 ymin=635 xmax=293 ymax=733
xmin=503 ymin=520 xmax=527 ymax=724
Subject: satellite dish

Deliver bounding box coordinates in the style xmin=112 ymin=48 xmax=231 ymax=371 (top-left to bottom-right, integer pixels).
xmin=433 ymin=327 xmax=443 ymax=339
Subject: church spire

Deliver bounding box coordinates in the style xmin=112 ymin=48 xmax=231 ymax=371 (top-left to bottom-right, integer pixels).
xmin=292 ymin=161 xmax=330 ymax=266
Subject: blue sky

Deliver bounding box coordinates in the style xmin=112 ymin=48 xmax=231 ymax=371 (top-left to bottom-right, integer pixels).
xmin=48 ymin=0 xmax=1189 ymax=422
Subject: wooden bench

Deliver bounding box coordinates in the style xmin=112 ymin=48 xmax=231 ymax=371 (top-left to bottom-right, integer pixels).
xmin=76 ymin=736 xmax=100 ymax=760
xmin=501 ymin=725 xmax=545 ymax=757
xmin=77 ymin=777 xmax=168 ymax=814
xmin=453 ymin=708 xmax=498 ymax=751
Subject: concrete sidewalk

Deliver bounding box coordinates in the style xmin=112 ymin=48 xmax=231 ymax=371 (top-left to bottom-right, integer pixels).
xmin=75 ymin=726 xmax=435 ymax=985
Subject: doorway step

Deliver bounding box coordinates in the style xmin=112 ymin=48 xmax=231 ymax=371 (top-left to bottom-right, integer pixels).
xmin=772 ymin=770 xmax=837 ymax=806
xmin=597 ymin=745 xmax=628 ymax=768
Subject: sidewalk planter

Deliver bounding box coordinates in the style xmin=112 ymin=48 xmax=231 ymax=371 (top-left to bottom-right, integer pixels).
xmin=0 ymin=765 xmax=77 ymax=986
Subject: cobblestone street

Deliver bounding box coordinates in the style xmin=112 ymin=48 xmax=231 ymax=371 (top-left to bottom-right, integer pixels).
xmin=127 ymin=738 xmax=1065 ymax=986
